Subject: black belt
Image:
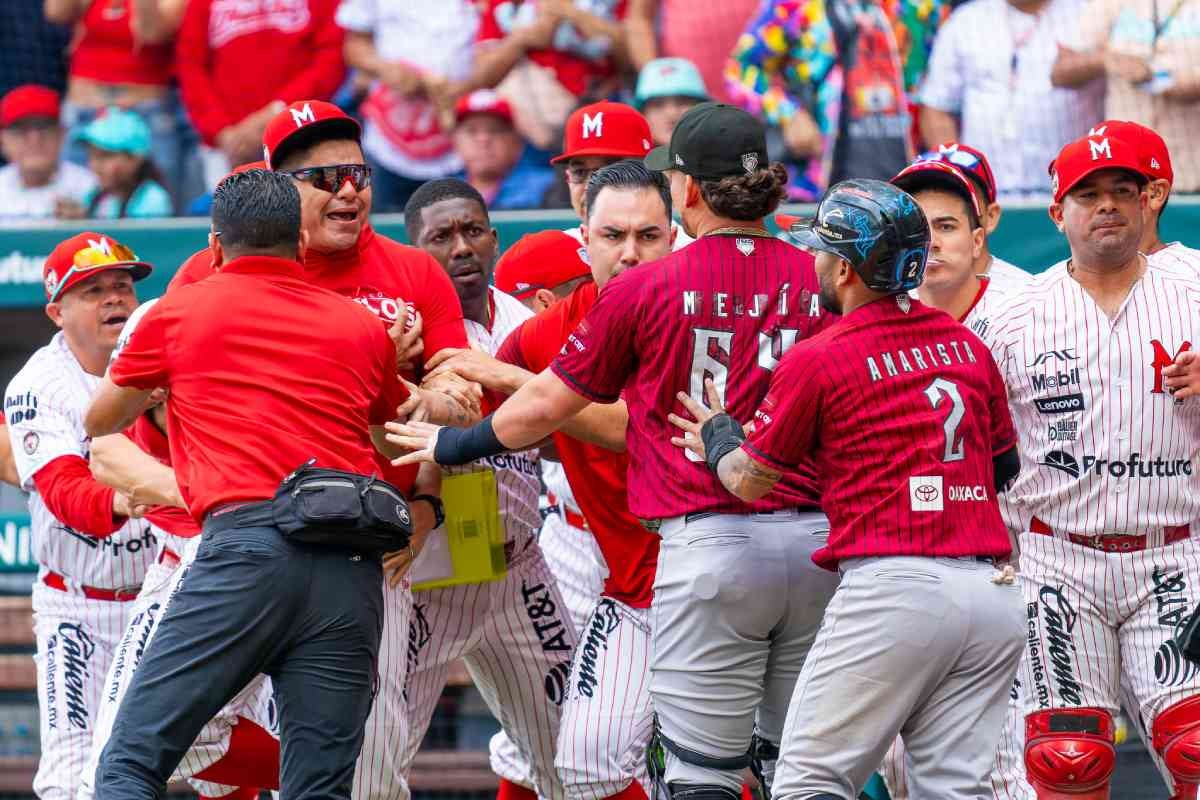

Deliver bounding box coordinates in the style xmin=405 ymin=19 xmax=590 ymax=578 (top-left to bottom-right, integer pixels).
xmin=204 ymin=500 xmax=275 ymax=531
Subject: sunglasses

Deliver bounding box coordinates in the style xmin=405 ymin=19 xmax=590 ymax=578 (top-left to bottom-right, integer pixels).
xmin=287 ymin=163 xmax=372 ymax=193
xmin=916 ymin=148 xmax=996 ymax=195
xmin=49 ymin=239 xmax=140 ymax=302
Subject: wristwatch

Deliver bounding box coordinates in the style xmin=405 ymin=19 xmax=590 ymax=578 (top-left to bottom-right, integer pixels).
xmin=410 ymin=494 xmax=445 ymax=529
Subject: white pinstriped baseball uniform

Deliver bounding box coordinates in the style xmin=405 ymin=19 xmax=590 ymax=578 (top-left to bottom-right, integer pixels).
xmin=881 ymin=272 xmax=1037 ymax=800
xmin=401 ymin=287 xmax=574 ymax=800
xmin=1150 ymin=241 xmax=1200 ymax=278
xmin=983 ymin=256 xmax=1034 ymax=295
xmin=980 ymin=259 xmax=1200 ymax=797
xmin=490 ymin=467 xmax=607 ymax=790
xmin=4 ymin=333 xmax=158 ymax=800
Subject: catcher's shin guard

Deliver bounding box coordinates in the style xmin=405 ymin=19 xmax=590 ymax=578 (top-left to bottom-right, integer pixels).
xmin=1024 ymin=707 xmax=1115 ymax=799
xmin=1152 ymin=696 xmax=1200 ymax=800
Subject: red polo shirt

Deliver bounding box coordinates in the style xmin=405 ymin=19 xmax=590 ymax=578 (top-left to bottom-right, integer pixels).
xmin=110 ymin=255 xmax=407 ymax=520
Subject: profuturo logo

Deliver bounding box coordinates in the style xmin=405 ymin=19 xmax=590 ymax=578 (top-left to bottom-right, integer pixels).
xmin=1040 ymin=451 xmax=1193 ymax=480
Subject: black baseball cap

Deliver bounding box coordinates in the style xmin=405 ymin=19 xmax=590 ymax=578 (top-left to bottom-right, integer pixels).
xmin=644 ymin=102 xmax=768 ymax=180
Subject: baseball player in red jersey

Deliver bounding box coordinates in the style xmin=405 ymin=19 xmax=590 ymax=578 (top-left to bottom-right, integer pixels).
xmin=980 ymin=131 xmax=1200 ymax=800
xmin=4 ymin=233 xmax=159 ymax=800
xmin=430 ymin=164 xmax=675 ymax=800
xmin=387 ymin=104 xmax=840 ymax=800
xmin=670 ymin=178 xmax=1025 ymax=799
xmin=168 ymin=102 xmax=472 ymax=800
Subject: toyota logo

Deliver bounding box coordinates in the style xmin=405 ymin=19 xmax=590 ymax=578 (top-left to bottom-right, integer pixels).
xmin=915 ymin=484 xmax=939 ymax=502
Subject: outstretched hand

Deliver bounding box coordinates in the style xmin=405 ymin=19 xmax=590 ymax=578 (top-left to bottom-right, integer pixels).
xmin=667 ymin=378 xmax=726 ymax=461
xmin=385 ymin=419 xmax=444 ymax=466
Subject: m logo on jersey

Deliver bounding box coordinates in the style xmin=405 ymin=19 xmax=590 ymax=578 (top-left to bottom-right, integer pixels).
xmin=1151 ymin=339 xmax=1192 ymax=394
xmin=1027 ymin=348 xmax=1078 ymax=368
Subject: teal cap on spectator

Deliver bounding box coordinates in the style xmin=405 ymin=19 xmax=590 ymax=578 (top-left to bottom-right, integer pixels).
xmin=76 ymin=107 xmax=152 ymax=157
xmin=635 ymin=58 xmax=709 ymax=110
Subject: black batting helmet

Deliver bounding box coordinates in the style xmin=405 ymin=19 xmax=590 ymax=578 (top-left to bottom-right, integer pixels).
xmin=785 ymin=179 xmax=930 ymax=294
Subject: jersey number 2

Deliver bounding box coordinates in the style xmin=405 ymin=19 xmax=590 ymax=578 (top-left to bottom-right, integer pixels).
xmin=923 ymin=377 xmax=965 ymax=463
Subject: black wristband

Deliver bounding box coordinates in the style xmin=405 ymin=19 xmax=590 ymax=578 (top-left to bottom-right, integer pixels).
xmin=700 ymin=413 xmax=747 ymax=474
xmin=432 ymin=413 xmax=505 ymax=466
xmin=410 ymin=494 xmax=445 ymax=529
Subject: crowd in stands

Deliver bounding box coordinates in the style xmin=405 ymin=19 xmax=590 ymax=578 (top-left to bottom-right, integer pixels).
xmin=2 ymin=0 xmax=1199 ymax=221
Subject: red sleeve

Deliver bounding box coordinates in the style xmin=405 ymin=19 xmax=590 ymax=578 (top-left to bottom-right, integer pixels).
xmin=497 ymin=302 xmax=566 ymax=372
xmin=273 ymin=0 xmax=346 ymax=106
xmin=109 ymin=300 xmax=172 ymax=390
xmin=166 ymin=249 xmax=215 ymax=295
xmin=33 ymin=455 xmax=124 ymax=537
xmin=743 ymin=345 xmax=824 ymax=471
xmin=985 ymin=348 xmax=1017 ymax=455
xmin=475 ymin=0 xmax=503 ymax=42
xmin=412 ymin=251 xmax=469 ymax=358
xmin=370 ymin=332 xmax=411 ymax=425
xmin=175 ymin=0 xmax=236 ymax=145
xmin=550 ymin=273 xmax=640 ymax=403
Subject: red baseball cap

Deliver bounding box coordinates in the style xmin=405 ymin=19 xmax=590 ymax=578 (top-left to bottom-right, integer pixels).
xmin=1050 ymin=131 xmax=1147 ymax=203
xmin=43 ymin=232 xmax=152 ymax=303
xmin=916 ymin=142 xmax=997 ymax=205
xmin=890 ymin=160 xmax=984 ymax=221
xmin=1088 ymin=120 xmax=1173 ymax=187
xmin=494 ymin=230 xmax=591 ymax=300
xmin=0 ymin=84 xmax=60 ymax=128
xmin=551 ymin=101 xmax=653 ymax=165
xmin=455 ymin=90 xmax=514 ymax=126
xmin=262 ymin=100 xmax=361 ymax=169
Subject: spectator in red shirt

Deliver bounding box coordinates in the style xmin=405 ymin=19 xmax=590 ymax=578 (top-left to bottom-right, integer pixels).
xmin=44 ymin=0 xmax=189 ymax=201
xmin=175 ymin=0 xmax=345 ymax=191
xmin=433 ymin=0 xmax=629 ymax=152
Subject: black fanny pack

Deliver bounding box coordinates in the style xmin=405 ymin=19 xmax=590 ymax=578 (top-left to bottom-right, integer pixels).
xmin=271 ymin=461 xmax=412 ymax=556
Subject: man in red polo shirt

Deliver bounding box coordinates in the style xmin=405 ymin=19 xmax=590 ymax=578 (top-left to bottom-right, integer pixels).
xmin=169 ymin=102 xmax=474 ymax=800
xmin=79 ymin=299 xmax=278 ymax=800
xmin=85 ymin=169 xmax=430 ymax=800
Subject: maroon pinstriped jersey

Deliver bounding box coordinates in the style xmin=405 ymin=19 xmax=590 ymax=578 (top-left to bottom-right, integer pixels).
xmin=551 ymin=233 xmax=830 ymax=519
xmin=744 ymin=295 xmax=1016 ymax=570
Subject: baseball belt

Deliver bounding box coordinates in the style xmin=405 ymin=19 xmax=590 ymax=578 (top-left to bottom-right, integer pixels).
xmin=1030 ymin=516 xmax=1190 ymax=552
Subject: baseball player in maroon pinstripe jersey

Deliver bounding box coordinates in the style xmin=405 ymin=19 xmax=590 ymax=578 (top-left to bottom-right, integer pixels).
xmin=670 ymin=178 xmax=1026 ymax=800
xmin=386 ymin=103 xmax=840 ymax=800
